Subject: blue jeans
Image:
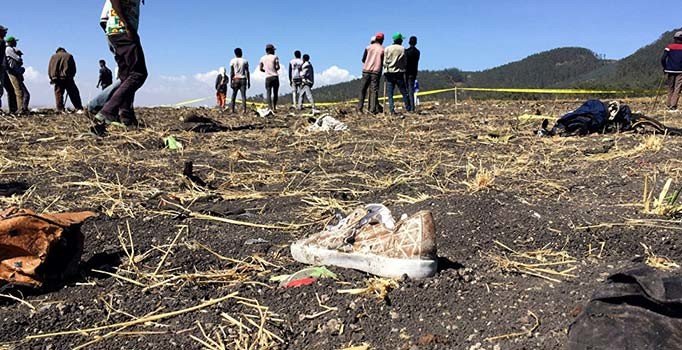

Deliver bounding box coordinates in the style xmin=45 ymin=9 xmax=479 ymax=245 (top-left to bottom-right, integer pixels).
xmin=88 ymin=79 xmax=121 ymax=115
xmin=385 ymin=72 xmax=412 ymax=113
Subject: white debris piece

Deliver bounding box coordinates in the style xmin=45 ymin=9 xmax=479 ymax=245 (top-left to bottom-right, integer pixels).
xmin=307 ymin=114 xmax=348 ymax=132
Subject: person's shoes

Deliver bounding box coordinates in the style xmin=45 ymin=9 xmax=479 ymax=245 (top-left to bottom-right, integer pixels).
xmin=291 ymin=204 xmax=438 ymax=279
xmin=89 ymin=123 xmax=108 ymax=137
xmin=75 ymin=109 xmax=85 ymax=115
xmin=94 ymin=112 xmax=117 ymax=125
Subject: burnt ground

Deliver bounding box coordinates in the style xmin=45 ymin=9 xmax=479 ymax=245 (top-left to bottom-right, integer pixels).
xmin=0 ymin=99 xmax=681 ymax=350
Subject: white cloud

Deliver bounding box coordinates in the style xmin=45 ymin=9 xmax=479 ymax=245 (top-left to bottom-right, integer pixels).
xmin=23 ymin=66 xmax=48 ymax=83
xmin=160 ymin=75 xmax=188 ymax=82
xmin=194 ymin=70 xmax=219 ymax=85
xmin=316 ymin=66 xmax=356 ymax=87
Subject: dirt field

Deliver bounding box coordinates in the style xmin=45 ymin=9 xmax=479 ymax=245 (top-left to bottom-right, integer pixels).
xmin=1 ymin=99 xmax=681 ymax=350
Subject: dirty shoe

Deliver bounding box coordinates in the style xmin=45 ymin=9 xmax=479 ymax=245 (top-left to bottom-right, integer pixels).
xmin=291 ymin=204 xmax=438 ymax=279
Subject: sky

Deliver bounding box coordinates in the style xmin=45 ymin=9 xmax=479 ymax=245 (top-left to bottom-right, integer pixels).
xmin=1 ymin=0 xmax=679 ymax=108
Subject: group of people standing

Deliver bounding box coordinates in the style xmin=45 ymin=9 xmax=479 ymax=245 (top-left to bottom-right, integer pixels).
xmin=358 ymin=32 xmax=421 ymax=115
xmin=214 ymin=46 xmax=316 ymax=114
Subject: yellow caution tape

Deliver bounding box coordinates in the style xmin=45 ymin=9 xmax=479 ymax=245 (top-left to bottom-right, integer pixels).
xmin=175 ymin=86 xmax=650 ymax=108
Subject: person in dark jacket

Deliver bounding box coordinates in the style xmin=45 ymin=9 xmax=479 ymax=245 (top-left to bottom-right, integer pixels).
xmin=48 ymin=48 xmax=84 ymax=113
xmin=215 ymin=67 xmax=228 ymax=109
xmin=405 ymin=36 xmax=420 ymax=112
xmin=97 ymin=60 xmax=113 ymax=90
xmin=662 ymin=31 xmax=682 ymax=111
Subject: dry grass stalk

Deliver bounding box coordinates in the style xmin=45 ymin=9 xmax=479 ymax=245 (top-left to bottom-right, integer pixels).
xmin=641 ymin=243 xmax=680 ymax=271
xmin=484 ymin=311 xmax=539 ymax=342
xmin=463 ymin=162 xmax=495 ymax=193
xmin=338 ymin=278 xmax=400 ymax=301
xmin=643 ymin=177 xmax=682 ymax=217
xmin=26 ymin=292 xmax=239 ymax=340
xmin=489 ymin=241 xmax=577 ymax=283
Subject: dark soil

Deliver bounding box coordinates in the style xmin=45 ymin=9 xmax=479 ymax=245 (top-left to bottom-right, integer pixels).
xmin=0 ymin=100 xmax=681 ymax=350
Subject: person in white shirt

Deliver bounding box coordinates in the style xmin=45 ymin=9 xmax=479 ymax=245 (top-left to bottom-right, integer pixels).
xmin=229 ymin=48 xmax=250 ymax=114
xmin=259 ymin=44 xmax=280 ymax=112
xmin=289 ymin=51 xmax=303 ymax=106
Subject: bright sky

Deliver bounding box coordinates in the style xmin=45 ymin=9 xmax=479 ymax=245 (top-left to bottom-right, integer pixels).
xmin=1 ymin=0 xmax=679 ymax=107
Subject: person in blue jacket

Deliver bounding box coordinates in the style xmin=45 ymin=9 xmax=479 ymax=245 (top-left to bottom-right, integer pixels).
xmin=661 ymin=31 xmax=682 ymax=111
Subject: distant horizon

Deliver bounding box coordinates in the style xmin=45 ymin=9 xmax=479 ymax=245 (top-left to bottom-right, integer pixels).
xmin=1 ymin=0 xmax=678 ymax=108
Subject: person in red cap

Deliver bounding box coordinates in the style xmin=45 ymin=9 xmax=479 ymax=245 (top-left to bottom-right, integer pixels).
xmin=662 ymin=31 xmax=682 ymax=111
xmin=259 ymin=44 xmax=281 ymax=112
xmin=358 ymin=33 xmax=385 ymax=114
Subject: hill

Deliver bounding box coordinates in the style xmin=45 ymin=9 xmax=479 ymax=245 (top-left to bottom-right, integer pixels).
xmin=301 ymin=28 xmax=681 ymax=102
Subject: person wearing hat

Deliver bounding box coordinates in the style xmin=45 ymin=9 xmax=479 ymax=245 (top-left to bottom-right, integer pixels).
xmin=259 ymin=44 xmax=281 ymax=112
xmin=358 ymin=32 xmax=385 ymax=114
xmin=0 ymin=25 xmax=14 ymax=114
xmin=48 ymin=48 xmax=85 ymax=113
xmin=662 ymin=31 xmax=682 ymax=111
xmin=93 ymin=0 xmax=147 ymax=133
xmin=5 ymin=36 xmax=30 ymax=115
xmin=383 ymin=32 xmax=412 ymax=115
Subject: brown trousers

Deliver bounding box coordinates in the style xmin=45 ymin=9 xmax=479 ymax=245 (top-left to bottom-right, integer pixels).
xmin=667 ymin=73 xmax=682 ymax=109
xmin=8 ymin=74 xmax=29 ymax=112
xmin=54 ymin=78 xmax=83 ymax=111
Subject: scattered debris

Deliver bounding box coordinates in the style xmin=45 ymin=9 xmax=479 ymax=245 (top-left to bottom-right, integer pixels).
xmin=163 ymin=136 xmax=183 ymax=151
xmin=271 ymin=266 xmax=338 ymax=288
xmin=307 ymin=114 xmax=348 ymax=132
xmin=0 ymin=208 xmax=96 ymax=288
xmin=0 ymin=182 xmax=29 ymax=197
xmin=256 ymin=108 xmax=274 ymax=118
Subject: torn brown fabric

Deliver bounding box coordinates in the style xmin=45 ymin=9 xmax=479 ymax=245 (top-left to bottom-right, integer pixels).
xmin=0 ymin=208 xmax=96 ymax=288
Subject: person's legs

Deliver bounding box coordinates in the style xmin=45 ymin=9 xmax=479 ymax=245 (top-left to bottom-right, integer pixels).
xmin=357 ymin=73 xmax=371 ymax=112
xmin=407 ymin=75 xmax=416 ymax=112
xmin=272 ymin=78 xmax=279 ymax=111
xmin=305 ymin=85 xmax=315 ymax=110
xmin=265 ymin=77 xmax=273 ymax=110
xmin=19 ymin=80 xmax=30 ymax=112
xmin=8 ymin=75 xmax=23 ymax=113
xmin=0 ymin=68 xmax=4 ymax=111
xmin=100 ymin=34 xmax=148 ymax=123
xmin=667 ymin=74 xmax=676 ymax=109
xmin=65 ymin=78 xmax=83 ymax=110
xmin=230 ymin=81 xmax=239 ymax=113
xmin=386 ymin=74 xmax=396 ymax=114
xmin=54 ymin=81 xmax=66 ymax=112
xmin=88 ymin=79 xmax=121 ymax=115
xmin=673 ymin=74 xmax=682 ymax=109
xmin=3 ymin=73 xmax=17 ymax=113
xmin=369 ymin=73 xmax=381 ymax=114
xmin=240 ymin=81 xmax=247 ymax=113
xmin=396 ymin=75 xmax=411 ymax=112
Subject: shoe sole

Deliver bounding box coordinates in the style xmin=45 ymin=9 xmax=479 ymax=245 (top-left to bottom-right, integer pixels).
xmin=291 ymin=242 xmax=437 ymax=279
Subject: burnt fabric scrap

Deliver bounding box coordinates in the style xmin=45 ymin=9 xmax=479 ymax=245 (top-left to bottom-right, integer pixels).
xmin=568 ymin=265 xmax=682 ymax=350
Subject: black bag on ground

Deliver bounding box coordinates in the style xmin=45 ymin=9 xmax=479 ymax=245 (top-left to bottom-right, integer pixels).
xmin=568 ymin=265 xmax=682 ymax=350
